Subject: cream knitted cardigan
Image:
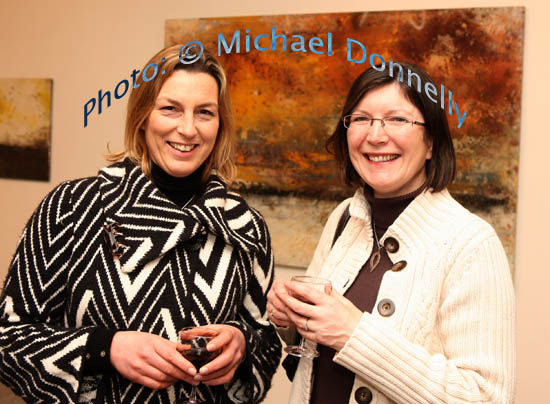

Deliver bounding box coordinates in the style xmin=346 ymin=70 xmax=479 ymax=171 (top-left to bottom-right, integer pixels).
xmin=285 ymin=188 xmax=515 ymax=404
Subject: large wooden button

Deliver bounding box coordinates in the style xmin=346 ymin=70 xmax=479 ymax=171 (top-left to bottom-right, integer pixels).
xmin=354 ymin=386 xmax=373 ymax=403
xmin=391 ymin=260 xmax=407 ymax=272
xmin=377 ymin=298 xmax=395 ymax=317
xmin=383 ymin=237 xmax=399 ymax=253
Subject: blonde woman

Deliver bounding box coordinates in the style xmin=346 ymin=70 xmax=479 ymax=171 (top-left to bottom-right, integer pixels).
xmin=0 ymin=45 xmax=281 ymax=403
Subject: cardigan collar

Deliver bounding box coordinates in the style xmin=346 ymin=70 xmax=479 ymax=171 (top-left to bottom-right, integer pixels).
xmin=97 ymin=158 xmax=259 ymax=273
xmin=363 ymin=185 xmax=425 ymax=238
xmin=347 ymin=186 xmax=462 ymax=255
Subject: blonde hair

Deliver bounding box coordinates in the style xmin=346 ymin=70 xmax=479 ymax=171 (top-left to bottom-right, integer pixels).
xmin=107 ymin=44 xmax=236 ymax=184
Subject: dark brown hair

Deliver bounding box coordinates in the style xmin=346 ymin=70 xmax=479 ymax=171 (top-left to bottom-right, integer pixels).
xmin=326 ymin=61 xmax=456 ymax=191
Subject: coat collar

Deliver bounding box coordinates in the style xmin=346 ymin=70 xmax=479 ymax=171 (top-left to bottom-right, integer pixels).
xmin=98 ymin=158 xmax=259 ymax=273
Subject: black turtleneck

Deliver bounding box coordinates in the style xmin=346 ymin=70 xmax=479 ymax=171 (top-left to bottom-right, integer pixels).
xmin=363 ymin=186 xmax=425 ymax=241
xmin=151 ymin=162 xmax=204 ymax=208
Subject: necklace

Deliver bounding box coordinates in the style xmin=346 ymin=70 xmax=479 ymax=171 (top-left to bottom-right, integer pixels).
xmin=369 ymin=216 xmax=383 ymax=272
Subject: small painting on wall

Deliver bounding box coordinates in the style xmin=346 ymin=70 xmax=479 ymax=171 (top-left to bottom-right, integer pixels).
xmin=0 ymin=78 xmax=52 ymax=182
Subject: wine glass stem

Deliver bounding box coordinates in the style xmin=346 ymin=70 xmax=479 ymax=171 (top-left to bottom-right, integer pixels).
xmin=299 ymin=337 xmax=307 ymax=350
xmin=189 ymin=384 xmax=198 ymax=404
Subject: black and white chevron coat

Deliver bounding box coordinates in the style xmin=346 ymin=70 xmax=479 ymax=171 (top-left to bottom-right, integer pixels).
xmin=0 ymin=159 xmax=282 ymax=403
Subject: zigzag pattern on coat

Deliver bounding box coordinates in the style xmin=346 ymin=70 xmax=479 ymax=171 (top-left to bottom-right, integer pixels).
xmin=0 ymin=159 xmax=281 ymax=403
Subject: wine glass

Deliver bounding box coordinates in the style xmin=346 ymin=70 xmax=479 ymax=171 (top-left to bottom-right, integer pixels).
xmin=178 ymin=327 xmax=220 ymax=404
xmin=284 ymin=275 xmax=332 ymax=358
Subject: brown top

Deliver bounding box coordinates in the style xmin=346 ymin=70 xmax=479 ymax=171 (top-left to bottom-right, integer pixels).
xmin=309 ymin=186 xmax=424 ymax=404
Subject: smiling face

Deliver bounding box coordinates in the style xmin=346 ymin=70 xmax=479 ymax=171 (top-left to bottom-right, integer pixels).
xmin=144 ymin=70 xmax=219 ymax=178
xmin=347 ymin=82 xmax=433 ymax=198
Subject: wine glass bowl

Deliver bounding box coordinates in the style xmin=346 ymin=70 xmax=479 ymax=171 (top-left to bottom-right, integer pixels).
xmin=180 ymin=337 xmax=218 ymax=370
xmin=289 ymin=275 xmax=333 ymax=296
xmin=284 ymin=275 xmax=332 ymax=359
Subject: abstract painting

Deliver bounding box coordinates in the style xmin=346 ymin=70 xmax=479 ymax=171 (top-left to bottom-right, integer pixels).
xmin=0 ymin=79 xmax=52 ymax=181
xmin=166 ymin=7 xmax=524 ymax=270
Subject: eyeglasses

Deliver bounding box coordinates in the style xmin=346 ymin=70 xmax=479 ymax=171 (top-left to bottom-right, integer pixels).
xmin=342 ymin=114 xmax=426 ymax=133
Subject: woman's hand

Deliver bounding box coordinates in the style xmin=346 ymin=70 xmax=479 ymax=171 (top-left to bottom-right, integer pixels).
xmin=266 ymin=279 xmax=294 ymax=327
xmin=110 ymin=331 xmax=197 ymax=390
xmin=191 ymin=324 xmax=246 ymax=386
xmin=280 ymin=281 xmax=363 ymax=351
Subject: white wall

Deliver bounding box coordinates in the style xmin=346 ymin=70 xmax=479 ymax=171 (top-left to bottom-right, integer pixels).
xmin=0 ymin=0 xmax=548 ymax=402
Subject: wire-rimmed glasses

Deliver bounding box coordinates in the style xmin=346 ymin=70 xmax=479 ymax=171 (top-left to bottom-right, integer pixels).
xmin=342 ymin=114 xmax=426 ymax=134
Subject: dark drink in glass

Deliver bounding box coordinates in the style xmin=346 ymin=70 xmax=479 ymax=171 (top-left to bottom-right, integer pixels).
xmin=178 ymin=328 xmax=220 ymax=404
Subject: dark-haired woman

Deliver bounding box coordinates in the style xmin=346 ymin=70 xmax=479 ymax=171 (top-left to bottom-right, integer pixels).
xmin=0 ymin=45 xmax=281 ymax=403
xmin=267 ymin=62 xmax=515 ymax=404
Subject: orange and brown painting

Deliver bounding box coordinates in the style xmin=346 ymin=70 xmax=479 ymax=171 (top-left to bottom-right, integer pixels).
xmin=0 ymin=79 xmax=52 ymax=181
xmin=166 ymin=7 xmax=524 ymax=269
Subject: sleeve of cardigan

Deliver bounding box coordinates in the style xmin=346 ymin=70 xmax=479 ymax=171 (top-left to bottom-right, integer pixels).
xmin=333 ymin=225 xmax=516 ymax=404
xmin=223 ymin=208 xmax=282 ymax=404
xmin=0 ymin=181 xmax=95 ymax=402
